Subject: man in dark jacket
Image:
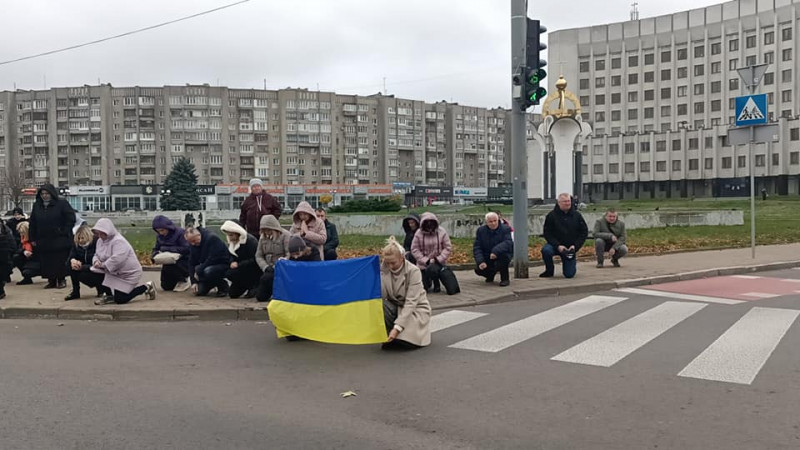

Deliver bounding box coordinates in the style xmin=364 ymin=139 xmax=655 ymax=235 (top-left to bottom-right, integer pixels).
xmin=315 ymin=208 xmax=339 ymax=260
xmin=29 ymin=184 xmax=75 ymax=289
xmin=184 ymin=227 xmax=231 ymax=297
xmin=541 ymin=193 xmax=589 ymax=279
xmin=239 ymin=178 xmax=282 ymax=236
xmin=220 ymin=220 xmax=260 ymax=299
xmin=402 ymin=212 xmax=420 ymax=264
xmin=473 ymin=212 xmax=514 ymax=286
xmin=0 ymin=219 xmax=16 ymax=299
xmin=151 ymin=215 xmax=191 ymax=291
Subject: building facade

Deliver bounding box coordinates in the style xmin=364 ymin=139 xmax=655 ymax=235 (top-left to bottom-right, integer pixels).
xmin=548 ymin=0 xmax=800 ymax=200
xmin=0 ymin=85 xmax=527 ymax=210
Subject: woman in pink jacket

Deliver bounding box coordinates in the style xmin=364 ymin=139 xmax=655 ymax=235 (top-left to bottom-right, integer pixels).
xmin=410 ymin=212 xmax=452 ymax=293
xmin=91 ymin=218 xmax=156 ymax=305
xmin=289 ymin=201 xmax=327 ymax=259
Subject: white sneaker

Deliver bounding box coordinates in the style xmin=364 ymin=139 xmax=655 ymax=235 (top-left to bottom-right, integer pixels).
xmin=145 ymin=281 xmax=157 ymax=300
xmin=174 ymin=278 xmax=191 ymax=292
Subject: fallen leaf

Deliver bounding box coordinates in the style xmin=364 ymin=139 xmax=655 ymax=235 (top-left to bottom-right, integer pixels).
xmin=340 ymin=390 xmax=357 ymax=398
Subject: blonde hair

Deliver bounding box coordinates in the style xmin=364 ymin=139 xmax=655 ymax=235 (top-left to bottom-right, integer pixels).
xmin=16 ymin=221 xmax=29 ymax=239
xmin=382 ymin=235 xmax=405 ymax=258
xmin=74 ymin=224 xmax=94 ymax=246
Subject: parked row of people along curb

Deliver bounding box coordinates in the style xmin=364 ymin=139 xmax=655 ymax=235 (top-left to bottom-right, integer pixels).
xmin=2 ymin=260 xmax=798 ymax=322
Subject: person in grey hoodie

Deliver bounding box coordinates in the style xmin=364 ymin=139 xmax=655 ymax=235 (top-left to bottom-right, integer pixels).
xmin=593 ymin=209 xmax=628 ymax=268
xmin=255 ymin=215 xmax=290 ymax=302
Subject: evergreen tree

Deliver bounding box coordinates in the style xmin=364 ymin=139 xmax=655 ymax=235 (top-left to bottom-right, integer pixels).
xmin=160 ymin=157 xmax=201 ymax=211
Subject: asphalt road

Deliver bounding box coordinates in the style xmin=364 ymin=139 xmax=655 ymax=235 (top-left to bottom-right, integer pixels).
xmin=2 ymin=270 xmax=800 ymax=449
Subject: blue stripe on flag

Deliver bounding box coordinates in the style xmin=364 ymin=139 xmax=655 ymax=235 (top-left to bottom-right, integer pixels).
xmin=272 ymin=255 xmax=381 ymax=306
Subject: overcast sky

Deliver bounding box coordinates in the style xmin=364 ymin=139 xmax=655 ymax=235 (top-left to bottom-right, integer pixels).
xmin=0 ymin=0 xmax=724 ymax=108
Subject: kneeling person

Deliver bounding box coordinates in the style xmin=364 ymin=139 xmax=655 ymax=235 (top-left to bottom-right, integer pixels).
xmin=185 ymin=227 xmax=231 ymax=297
xmin=473 ymin=212 xmax=513 ymax=286
xmin=65 ymin=224 xmax=105 ymax=300
xmin=221 ymin=220 xmax=260 ymax=298
xmin=594 ymin=209 xmax=628 ymax=268
xmin=380 ymin=236 xmax=431 ymax=349
xmin=91 ymin=219 xmax=155 ymax=305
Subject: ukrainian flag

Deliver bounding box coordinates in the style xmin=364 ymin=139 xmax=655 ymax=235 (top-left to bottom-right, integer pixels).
xmin=267 ymin=255 xmax=388 ymax=344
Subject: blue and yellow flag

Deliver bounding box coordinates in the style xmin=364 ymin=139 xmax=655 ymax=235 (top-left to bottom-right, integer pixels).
xmin=267 ymin=255 xmax=388 ymax=344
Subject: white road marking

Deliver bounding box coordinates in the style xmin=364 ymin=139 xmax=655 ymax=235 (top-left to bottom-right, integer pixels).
xmin=449 ymin=295 xmax=627 ymax=353
xmin=615 ymin=287 xmax=743 ymax=305
xmin=678 ymin=307 xmax=800 ymax=385
xmin=740 ymin=292 xmax=780 ymax=299
xmin=731 ymin=275 xmax=762 ymax=279
xmin=430 ymin=310 xmax=488 ymax=333
xmin=552 ymin=301 xmax=707 ymax=367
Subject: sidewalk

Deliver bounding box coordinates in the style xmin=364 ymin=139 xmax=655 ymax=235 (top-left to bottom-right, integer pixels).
xmin=2 ymin=243 xmax=800 ymax=321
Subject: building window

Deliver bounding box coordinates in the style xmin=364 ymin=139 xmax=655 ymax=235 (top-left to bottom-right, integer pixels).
xmin=609 ymin=143 xmax=619 ymax=154
xmin=730 ymin=79 xmax=739 ymax=90
xmin=677 ymin=48 xmax=687 ymax=60
xmin=644 ymin=53 xmax=654 ymax=65
xmin=764 ymin=72 xmax=774 ymax=85
xmin=694 ymin=65 xmax=705 ymax=76
xmin=791 ymin=128 xmax=800 ymax=141
xmin=611 ymin=75 xmax=621 ymax=86
xmin=661 ymin=51 xmax=671 ymax=63
xmin=772 ymin=153 xmax=780 ymax=166
xmin=608 ymin=163 xmax=619 ymax=174
xmin=782 ymin=69 xmax=792 ymax=83
xmin=611 ymin=110 xmax=621 ymax=121
xmin=672 ymin=160 xmax=681 ymax=171
xmin=611 ymin=93 xmax=621 ymax=104
xmin=580 ymin=79 xmax=589 ymax=89
xmin=765 ymin=51 xmax=774 ymax=64
xmin=694 ymin=102 xmax=705 ymax=114
xmin=765 ymin=31 xmax=774 ymax=45
xmin=677 ymin=67 xmax=688 ymax=79
xmin=783 ymin=90 xmax=792 ymax=102
xmin=746 ymin=35 xmax=756 ymax=49
xmin=704 ymin=158 xmax=713 ymax=170
xmin=711 ymin=62 xmax=721 ymax=74
xmin=705 ymin=137 xmax=714 ymax=149
xmin=694 ymin=84 xmax=704 ymax=95
xmin=711 ymin=100 xmax=721 ymax=112
xmin=791 ymin=152 xmax=799 ymax=165
xmin=661 ymin=88 xmax=671 ymax=99
xmin=672 ymin=140 xmax=681 ymax=151
xmin=628 ymin=74 xmax=638 ymax=84
xmin=783 ymin=49 xmax=793 ymax=62
xmin=644 ymin=107 xmax=654 ymax=119
xmin=595 ymin=94 xmax=606 ymax=105
xmin=755 ymin=154 xmax=765 ymax=167
xmin=656 ymin=140 xmax=666 ymax=152
xmin=711 ymin=42 xmax=721 ymax=55
xmin=783 ymin=27 xmax=792 ymax=41
xmin=580 ymin=61 xmax=589 ymax=72
xmin=624 ymin=143 xmax=635 ymax=154
xmin=738 ymin=155 xmax=747 ymax=168
xmin=644 ymin=71 xmax=654 ymax=83
xmin=629 ymin=55 xmax=638 ymax=67
xmin=694 ymin=45 xmax=705 ymax=58
xmin=596 ymin=77 xmax=606 ymax=88
xmin=644 ymin=90 xmax=654 ymax=101
xmin=711 ymin=81 xmax=721 ymax=93
xmin=628 ymin=92 xmax=638 ymax=102
xmin=677 ymin=86 xmax=687 ymax=97
xmin=729 ymin=59 xmax=738 ymax=71
xmin=677 ymin=104 xmax=688 ymax=115
xmin=722 ymin=157 xmax=732 ymax=169
xmin=688 ymin=138 xmax=699 ymax=150
xmin=640 ymin=161 xmax=650 ymax=172
xmin=689 ymin=159 xmax=699 ymax=170
xmin=596 ymin=59 xmax=606 ymax=70
xmin=656 ymin=161 xmax=666 ymax=172
xmin=595 ymin=112 xmax=605 ymax=122
xmin=729 ymin=39 xmax=739 ymax=51
xmin=746 ymin=55 xmax=756 ymax=66
xmin=640 ymin=142 xmax=651 ymax=153
xmin=612 ymin=57 xmax=621 ymax=69
xmin=628 ymin=109 xmax=638 ymax=120
xmin=593 ymin=164 xmax=604 ymax=174
xmin=661 ymin=106 xmax=671 ymax=117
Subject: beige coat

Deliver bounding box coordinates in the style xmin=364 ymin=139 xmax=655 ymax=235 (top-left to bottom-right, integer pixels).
xmin=255 ymin=215 xmax=290 ymax=271
xmin=380 ymin=259 xmax=431 ymax=347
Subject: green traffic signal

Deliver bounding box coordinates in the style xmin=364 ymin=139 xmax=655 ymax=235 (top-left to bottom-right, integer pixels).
xmin=528 ymin=69 xmax=547 ymax=85
xmin=528 ymin=87 xmax=547 ymax=102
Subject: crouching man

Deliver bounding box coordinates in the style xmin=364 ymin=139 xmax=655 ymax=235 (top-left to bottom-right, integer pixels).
xmin=593 ymin=209 xmax=628 ymax=268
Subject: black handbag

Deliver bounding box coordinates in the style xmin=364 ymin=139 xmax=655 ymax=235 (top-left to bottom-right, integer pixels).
xmin=438 ymin=265 xmax=460 ymax=295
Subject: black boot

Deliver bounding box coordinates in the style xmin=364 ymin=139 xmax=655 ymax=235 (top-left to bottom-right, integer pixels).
xmin=64 ymin=291 xmax=81 ymax=301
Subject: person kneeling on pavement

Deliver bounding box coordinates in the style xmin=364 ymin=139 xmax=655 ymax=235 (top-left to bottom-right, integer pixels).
xmin=151 ymin=215 xmax=192 ymax=292
xmin=401 ymin=212 xmax=421 ymax=264
xmin=594 ymin=209 xmax=628 ymax=268
xmin=316 ymin=208 xmax=339 ymax=261
xmin=91 ymin=219 xmax=156 ymax=305
xmin=289 ymin=201 xmax=327 ymax=259
xmin=410 ymin=212 xmax=453 ymax=293
xmin=255 ymin=215 xmax=290 ymax=302
xmin=287 ymin=235 xmax=321 ymax=261
xmin=540 ymin=193 xmax=589 ymax=279
xmin=380 ymin=236 xmax=431 ymax=350
xmin=0 ymin=219 xmax=16 ymax=300
xmin=221 ymin=220 xmax=260 ymax=299
xmin=473 ymin=212 xmax=513 ymax=287
xmin=13 ymin=221 xmax=40 ymax=285
xmin=185 ymin=227 xmax=231 ymax=297
xmin=64 ymin=224 xmax=105 ymax=300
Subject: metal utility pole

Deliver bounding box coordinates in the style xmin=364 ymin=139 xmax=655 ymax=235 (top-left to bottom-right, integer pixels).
xmin=511 ymin=0 xmax=529 ymax=278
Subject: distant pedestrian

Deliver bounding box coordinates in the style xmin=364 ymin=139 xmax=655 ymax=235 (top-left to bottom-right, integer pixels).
xmin=255 ymin=215 xmax=290 ymax=302
xmin=401 ymin=212 xmax=421 ymax=264
xmin=290 ymin=201 xmax=326 ymax=259
xmin=29 ymin=184 xmax=75 ymax=289
xmin=761 ymin=188 xmax=768 ymax=201
xmin=151 ymin=215 xmax=192 ymax=292
xmin=221 ymin=220 xmax=260 ymax=299
xmin=287 ymin=236 xmax=321 ymax=262
xmin=473 ymin=212 xmax=513 ymax=286
xmin=540 ymin=193 xmax=589 ymax=279
xmin=185 ymin=227 xmax=231 ymax=297
xmin=90 ymin=218 xmax=156 ymax=305
xmin=0 ymin=219 xmax=16 ymax=299
xmin=315 ymin=208 xmax=339 ymax=260
xmin=13 ymin=221 xmax=39 ymax=285
xmin=380 ymin=235 xmax=431 ymax=350
xmin=593 ymin=209 xmax=628 ymax=268
xmin=239 ymin=178 xmax=282 ymax=236
xmin=410 ymin=212 xmax=453 ymax=293
xmin=64 ymin=224 xmax=105 ymax=301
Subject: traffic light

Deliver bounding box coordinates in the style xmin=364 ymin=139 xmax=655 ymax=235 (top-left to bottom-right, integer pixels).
xmin=521 ymin=19 xmax=547 ymax=110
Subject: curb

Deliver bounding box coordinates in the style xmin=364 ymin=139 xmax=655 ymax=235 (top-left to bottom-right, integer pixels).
xmin=2 ymin=260 xmax=799 ymax=320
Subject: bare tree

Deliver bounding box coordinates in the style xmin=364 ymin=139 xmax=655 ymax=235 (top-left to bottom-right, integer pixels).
xmin=0 ymin=163 xmax=25 ymax=211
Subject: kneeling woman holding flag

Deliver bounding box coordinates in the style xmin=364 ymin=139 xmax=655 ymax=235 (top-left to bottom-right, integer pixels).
xmin=380 ymin=236 xmax=431 ymax=349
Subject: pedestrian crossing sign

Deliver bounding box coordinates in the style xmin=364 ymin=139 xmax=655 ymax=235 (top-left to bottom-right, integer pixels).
xmin=735 ymin=94 xmax=768 ymax=126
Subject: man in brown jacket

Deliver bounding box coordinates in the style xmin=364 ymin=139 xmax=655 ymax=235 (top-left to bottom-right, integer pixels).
xmin=239 ymin=179 xmax=282 ymax=237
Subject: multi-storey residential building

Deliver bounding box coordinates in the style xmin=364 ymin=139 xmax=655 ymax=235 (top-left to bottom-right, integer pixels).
xmin=0 ymin=85 xmax=526 ymax=202
xmin=548 ymin=0 xmax=800 ymax=200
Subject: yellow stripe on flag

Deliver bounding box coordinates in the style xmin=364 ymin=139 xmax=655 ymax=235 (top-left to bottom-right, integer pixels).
xmin=268 ymin=297 xmax=388 ymax=345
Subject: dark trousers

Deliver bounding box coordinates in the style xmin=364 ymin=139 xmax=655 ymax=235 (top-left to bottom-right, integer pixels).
xmin=474 ymin=255 xmax=511 ymax=281
xmin=13 ymin=254 xmax=39 ymax=280
xmin=324 ymin=249 xmax=338 ymax=261
xmin=195 ymin=264 xmax=229 ymax=296
xmin=69 ymin=268 xmax=105 ymax=294
xmin=256 ymin=268 xmax=275 ymax=302
xmin=541 ymin=243 xmax=577 ymax=279
xmin=381 ymin=299 xmax=419 ymax=350
xmin=225 ymin=265 xmax=260 ymax=298
xmin=422 ymin=263 xmax=442 ymax=291
xmin=112 ymin=285 xmax=147 ymax=304
xmin=161 ymin=264 xmax=189 ymax=291
xmin=594 ymin=239 xmax=628 ymax=264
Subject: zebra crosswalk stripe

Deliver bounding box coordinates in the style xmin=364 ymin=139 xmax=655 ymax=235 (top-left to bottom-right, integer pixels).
xmin=430 ymin=310 xmax=488 ymax=333
xmin=678 ymin=307 xmax=800 ymax=385
xmin=448 ymin=295 xmax=627 ymax=353
xmin=551 ymin=301 xmax=706 ymax=367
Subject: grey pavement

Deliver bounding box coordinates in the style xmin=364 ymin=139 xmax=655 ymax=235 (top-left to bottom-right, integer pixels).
xmin=2 ymin=243 xmax=800 ymax=321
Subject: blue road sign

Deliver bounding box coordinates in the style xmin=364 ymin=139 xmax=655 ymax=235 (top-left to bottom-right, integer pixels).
xmin=735 ymin=94 xmax=768 ymax=126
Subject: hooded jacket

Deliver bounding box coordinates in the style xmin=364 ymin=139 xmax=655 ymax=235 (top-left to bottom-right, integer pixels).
xmin=0 ymin=220 xmax=15 ymax=273
xmin=220 ymin=220 xmax=259 ymax=271
xmin=256 ymin=215 xmax=290 ymax=271
xmin=91 ymin=218 xmax=143 ymax=294
xmin=239 ymin=190 xmax=282 ymax=236
xmin=402 ymin=212 xmax=421 ymax=252
xmin=473 ymin=223 xmax=514 ymax=265
xmin=289 ymin=201 xmax=327 ymax=259
xmin=543 ymin=203 xmax=589 ymax=251
xmin=151 ymin=215 xmax=191 ymax=269
xmin=189 ymin=228 xmax=231 ymax=279
xmin=29 ymin=184 xmax=76 ymax=252
xmin=68 ymin=235 xmax=99 ymax=271
xmin=410 ymin=212 xmax=452 ymax=269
